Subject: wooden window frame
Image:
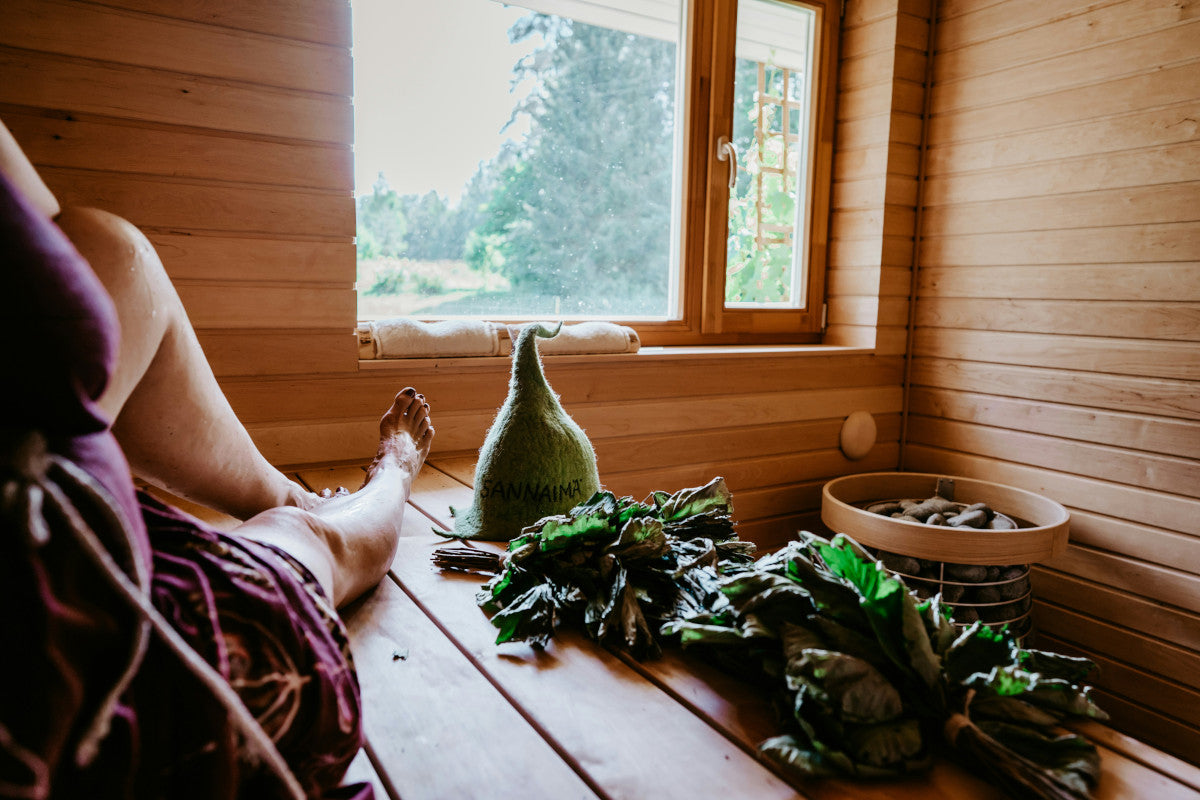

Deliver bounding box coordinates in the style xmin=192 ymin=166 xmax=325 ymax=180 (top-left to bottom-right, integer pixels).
xmin=359 ymin=0 xmax=841 ymax=349
xmin=638 ymin=0 xmax=841 ymax=347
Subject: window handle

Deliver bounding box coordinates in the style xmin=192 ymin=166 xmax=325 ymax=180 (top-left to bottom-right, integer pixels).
xmin=716 ymin=135 xmax=738 ymax=190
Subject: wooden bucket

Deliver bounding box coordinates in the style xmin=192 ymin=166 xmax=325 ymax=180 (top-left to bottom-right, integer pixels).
xmin=821 ymin=472 xmax=1070 ymax=636
xmin=821 ymin=471 xmax=1069 ymax=565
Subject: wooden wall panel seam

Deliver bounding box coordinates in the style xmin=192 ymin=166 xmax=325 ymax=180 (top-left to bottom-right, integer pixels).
xmin=1032 ymin=601 xmax=1200 ymax=689
xmin=912 ymin=298 xmax=1200 ymax=341
xmin=1047 ymin=544 xmax=1200 ymax=613
xmin=36 ymin=163 xmax=352 ymax=196
xmin=920 ymin=178 xmax=1200 ymax=221
xmin=936 ymin=0 xmax=1131 ymax=50
xmin=0 ymin=47 xmax=354 ymax=144
xmin=1 ymin=0 xmax=352 ymax=96
xmin=82 ymin=0 xmax=352 ymax=47
xmin=906 ymin=418 xmax=1200 ymax=498
xmin=906 ymin=386 xmax=1200 ymax=458
xmin=934 ymin=5 xmax=1198 ymax=88
xmin=923 ymin=143 xmax=1200 ymax=207
xmin=3 ymin=109 xmax=353 ymax=191
xmin=1034 ymin=569 xmax=1200 ymax=655
xmin=926 ymin=61 xmax=1200 ymax=145
xmin=909 ymin=358 xmax=1200 ymax=421
xmin=926 ymin=96 xmax=1200 ymax=153
xmin=923 ymin=101 xmax=1200 ymax=176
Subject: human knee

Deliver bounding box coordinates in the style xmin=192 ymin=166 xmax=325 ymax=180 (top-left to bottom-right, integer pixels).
xmin=248 ymin=505 xmax=346 ymax=563
xmin=55 ymin=206 xmax=181 ymax=345
xmin=55 ymin=207 xmax=159 ymax=282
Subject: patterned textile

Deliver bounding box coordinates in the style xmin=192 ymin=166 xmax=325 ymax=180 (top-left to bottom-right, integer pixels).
xmin=137 ymin=492 xmax=367 ymax=799
xmin=0 ymin=170 xmax=370 ymax=799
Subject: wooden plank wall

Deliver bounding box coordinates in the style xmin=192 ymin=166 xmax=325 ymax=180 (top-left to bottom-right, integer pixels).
xmin=826 ymin=0 xmax=930 ymax=356
xmin=0 ymin=0 xmax=360 ymax=378
xmin=0 ymin=0 xmax=915 ymax=548
xmin=6 ymin=0 xmax=1197 ymax=769
xmin=907 ymin=0 xmax=1200 ymax=762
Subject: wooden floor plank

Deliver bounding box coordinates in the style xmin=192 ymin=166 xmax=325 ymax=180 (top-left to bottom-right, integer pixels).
xmin=341 ymin=748 xmax=388 ymax=800
xmin=411 ymin=458 xmax=1199 ymax=798
xmin=294 ymin=465 xmax=369 ymax=495
xmin=389 ymin=528 xmax=801 ymax=799
xmin=341 ymin=561 xmax=599 ymax=800
xmin=407 ymin=464 xmax=475 ymax=529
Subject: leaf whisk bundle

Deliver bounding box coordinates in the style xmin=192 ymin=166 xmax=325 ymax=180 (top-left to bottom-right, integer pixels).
xmin=451 ymin=478 xmax=1108 ymax=800
xmin=667 ymin=533 xmax=1108 ymax=800
xmin=476 ymin=476 xmax=755 ymax=659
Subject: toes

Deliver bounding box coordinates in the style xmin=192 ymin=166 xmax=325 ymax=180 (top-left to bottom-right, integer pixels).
xmin=390 ymin=389 xmax=422 ymax=417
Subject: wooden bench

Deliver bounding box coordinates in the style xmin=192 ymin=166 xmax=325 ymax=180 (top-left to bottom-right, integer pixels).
xmin=158 ymin=460 xmax=1200 ymax=799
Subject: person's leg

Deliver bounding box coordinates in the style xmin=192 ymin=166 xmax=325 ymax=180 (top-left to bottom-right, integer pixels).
xmin=235 ymin=388 xmax=433 ymax=607
xmin=4 ymin=119 xmax=431 ymax=607
xmin=0 ymin=120 xmax=58 ymax=219
xmin=53 ymin=206 xmax=317 ymax=520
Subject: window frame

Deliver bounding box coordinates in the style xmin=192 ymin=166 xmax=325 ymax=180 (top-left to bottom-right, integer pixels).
xmin=356 ymin=0 xmax=841 ymax=348
xmin=640 ymin=0 xmax=840 ymax=346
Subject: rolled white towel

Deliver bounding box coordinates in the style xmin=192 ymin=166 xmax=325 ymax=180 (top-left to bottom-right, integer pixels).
xmin=505 ymin=321 xmax=640 ymax=355
xmin=367 ymin=318 xmax=502 ymax=358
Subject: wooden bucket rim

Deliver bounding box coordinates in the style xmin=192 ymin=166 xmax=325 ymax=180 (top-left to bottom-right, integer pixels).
xmin=821 ymin=471 xmax=1069 ymax=564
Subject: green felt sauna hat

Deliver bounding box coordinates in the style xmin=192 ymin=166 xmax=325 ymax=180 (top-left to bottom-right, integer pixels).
xmin=447 ymin=322 xmax=601 ymax=541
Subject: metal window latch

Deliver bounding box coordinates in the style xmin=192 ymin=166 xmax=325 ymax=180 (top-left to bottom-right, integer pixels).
xmin=716 ymin=135 xmax=738 ymax=190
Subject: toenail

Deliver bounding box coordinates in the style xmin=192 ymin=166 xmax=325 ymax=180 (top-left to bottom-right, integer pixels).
xmin=402 ymin=388 xmax=416 ymax=396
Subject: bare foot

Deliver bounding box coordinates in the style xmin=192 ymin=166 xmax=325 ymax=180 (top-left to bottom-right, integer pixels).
xmin=369 ymin=387 xmax=434 ymax=481
xmin=235 ymin=388 xmax=434 ymax=607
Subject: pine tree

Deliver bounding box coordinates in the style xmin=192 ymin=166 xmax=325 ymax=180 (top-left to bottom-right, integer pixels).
xmin=481 ymin=14 xmax=677 ymax=315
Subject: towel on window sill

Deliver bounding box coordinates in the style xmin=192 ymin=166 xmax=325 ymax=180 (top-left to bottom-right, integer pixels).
xmin=360 ymin=318 xmax=640 ymax=359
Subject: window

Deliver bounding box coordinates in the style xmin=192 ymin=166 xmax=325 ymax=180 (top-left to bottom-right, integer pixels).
xmin=353 ymin=0 xmax=838 ymax=345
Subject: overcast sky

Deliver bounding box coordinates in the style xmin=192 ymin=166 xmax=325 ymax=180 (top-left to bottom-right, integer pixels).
xmin=352 ymin=0 xmax=537 ymax=201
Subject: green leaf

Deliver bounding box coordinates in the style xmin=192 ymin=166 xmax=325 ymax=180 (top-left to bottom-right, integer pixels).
xmin=968 ymin=666 xmax=1109 ymax=721
xmin=944 ymin=623 xmax=1016 ymax=685
xmin=782 ymin=640 xmax=904 ymax=724
xmin=491 ymin=583 xmax=558 ymax=646
xmin=844 ymin=718 xmax=927 ymax=769
xmin=1019 ymin=648 xmax=1099 ymax=683
xmin=654 ymin=476 xmax=733 ymax=521
xmin=817 ymin=537 xmax=932 ymax=685
xmin=759 ymin=735 xmax=841 ymax=777
xmin=606 ymin=516 xmax=668 ymax=561
xmin=538 ymin=509 xmax=616 ymax=553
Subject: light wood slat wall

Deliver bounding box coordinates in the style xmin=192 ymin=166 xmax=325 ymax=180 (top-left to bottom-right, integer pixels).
xmin=826 ymin=0 xmax=931 ymax=357
xmin=907 ymin=0 xmax=1200 ymax=763
xmin=0 ymin=0 xmax=359 ymax=377
xmin=0 ymin=0 xmax=917 ymax=549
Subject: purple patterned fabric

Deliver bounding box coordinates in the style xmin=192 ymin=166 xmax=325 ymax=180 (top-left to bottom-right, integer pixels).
xmin=0 ymin=172 xmax=146 ymax=548
xmin=135 ymin=493 xmax=367 ymax=799
xmin=0 ymin=172 xmax=370 ymax=799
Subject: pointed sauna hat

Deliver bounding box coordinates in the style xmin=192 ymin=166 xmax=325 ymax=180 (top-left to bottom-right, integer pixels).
xmin=448 ymin=322 xmax=601 ymax=541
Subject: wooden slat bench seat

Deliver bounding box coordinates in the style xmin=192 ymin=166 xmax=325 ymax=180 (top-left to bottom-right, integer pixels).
xmin=147 ymin=461 xmax=1200 ymax=799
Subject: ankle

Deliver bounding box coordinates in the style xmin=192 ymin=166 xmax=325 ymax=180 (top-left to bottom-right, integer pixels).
xmin=280 ymin=479 xmax=321 ymax=512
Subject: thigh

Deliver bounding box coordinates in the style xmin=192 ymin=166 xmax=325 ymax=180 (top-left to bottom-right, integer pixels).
xmin=140 ymin=493 xmax=365 ymax=794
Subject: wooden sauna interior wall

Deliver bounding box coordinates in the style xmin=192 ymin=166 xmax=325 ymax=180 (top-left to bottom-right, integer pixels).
xmin=6 ymin=0 xmax=1196 ymax=766
xmin=906 ymin=0 xmax=1200 ymax=761
xmin=0 ymin=0 xmax=360 ymax=374
xmin=0 ymin=0 xmax=916 ymax=547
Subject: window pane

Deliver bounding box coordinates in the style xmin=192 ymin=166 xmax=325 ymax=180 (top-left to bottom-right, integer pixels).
xmin=353 ymin=0 xmax=682 ymax=321
xmin=724 ymin=0 xmax=817 ymax=309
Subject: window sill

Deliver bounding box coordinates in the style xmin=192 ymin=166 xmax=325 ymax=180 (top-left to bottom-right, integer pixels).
xmin=357 ymin=343 xmax=873 ymax=372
